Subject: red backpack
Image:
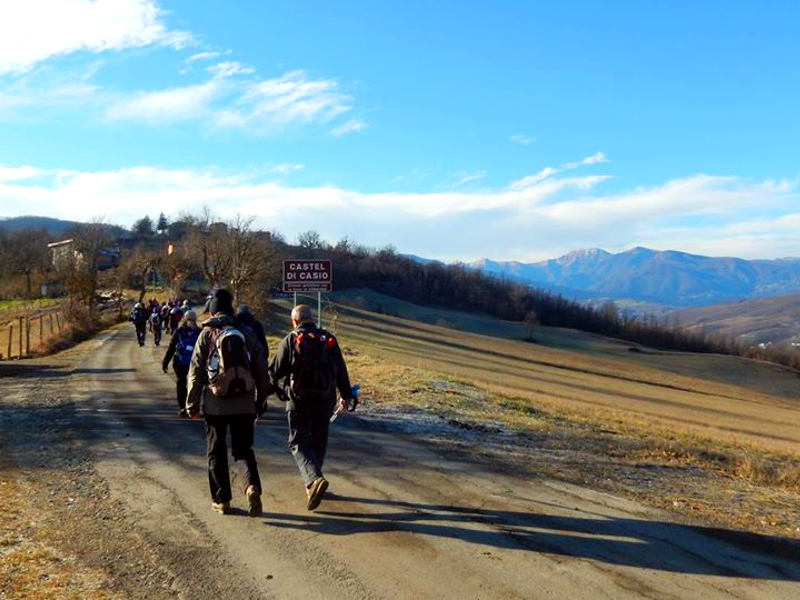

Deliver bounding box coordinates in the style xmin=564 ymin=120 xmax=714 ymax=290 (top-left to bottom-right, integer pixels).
xmin=290 ymin=329 xmax=337 ymax=402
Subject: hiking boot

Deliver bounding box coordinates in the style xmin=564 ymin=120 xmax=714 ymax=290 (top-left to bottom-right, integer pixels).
xmin=211 ymin=501 xmax=230 ymax=514
xmin=178 ymin=409 xmax=188 ymax=418
xmin=246 ymin=485 xmax=262 ymax=518
xmin=306 ymin=477 xmax=328 ymax=511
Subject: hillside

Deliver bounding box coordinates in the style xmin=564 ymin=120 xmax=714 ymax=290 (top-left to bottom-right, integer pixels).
xmin=471 ymin=247 xmax=800 ymax=308
xmin=676 ymin=292 xmax=800 ymax=344
xmin=0 ymin=215 xmax=125 ymax=237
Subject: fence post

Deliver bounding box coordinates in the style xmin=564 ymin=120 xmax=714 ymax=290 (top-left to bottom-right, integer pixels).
xmin=7 ymin=324 xmax=12 ymax=359
xmin=39 ymin=315 xmax=43 ymax=348
xmin=25 ymin=315 xmax=30 ymax=356
xmin=18 ymin=317 xmax=23 ymax=357
xmin=55 ymin=312 xmax=62 ymax=331
xmin=49 ymin=313 xmax=54 ymax=335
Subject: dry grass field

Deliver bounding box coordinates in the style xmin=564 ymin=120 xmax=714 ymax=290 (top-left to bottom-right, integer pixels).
xmin=314 ymin=291 xmax=800 ymax=452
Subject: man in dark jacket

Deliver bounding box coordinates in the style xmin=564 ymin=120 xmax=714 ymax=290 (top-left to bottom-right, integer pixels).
xmin=162 ymin=309 xmax=201 ymax=417
xmin=270 ymin=304 xmax=354 ymax=511
xmin=130 ymin=302 xmax=148 ymax=346
xmin=187 ymin=289 xmax=270 ymax=517
xmin=236 ymin=304 xmax=268 ymax=356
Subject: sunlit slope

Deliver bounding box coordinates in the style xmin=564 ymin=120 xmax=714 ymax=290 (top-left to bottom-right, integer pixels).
xmin=266 ymin=291 xmax=800 ymax=452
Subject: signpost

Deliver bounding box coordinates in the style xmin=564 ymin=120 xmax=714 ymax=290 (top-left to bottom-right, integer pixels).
xmin=282 ymin=260 xmax=333 ymax=327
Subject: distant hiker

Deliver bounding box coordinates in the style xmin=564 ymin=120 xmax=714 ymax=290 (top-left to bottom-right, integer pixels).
xmin=162 ymin=310 xmax=201 ymax=417
xmin=237 ymin=304 xmax=269 ymax=356
xmin=149 ymin=307 xmax=163 ymax=346
xmin=270 ymin=304 xmax=357 ymax=511
xmin=169 ymin=304 xmax=184 ymax=334
xmin=130 ymin=302 xmax=148 ymax=347
xmin=186 ymin=289 xmax=270 ymax=517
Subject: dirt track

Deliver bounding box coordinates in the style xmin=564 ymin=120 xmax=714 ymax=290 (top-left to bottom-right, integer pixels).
xmin=3 ymin=325 xmax=800 ymax=599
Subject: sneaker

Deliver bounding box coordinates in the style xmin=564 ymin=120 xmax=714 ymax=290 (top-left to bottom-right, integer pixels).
xmin=246 ymin=485 xmax=262 ymax=518
xmin=306 ymin=477 xmax=328 ymax=511
xmin=211 ymin=501 xmax=230 ymax=514
xmin=178 ymin=409 xmax=188 ymax=418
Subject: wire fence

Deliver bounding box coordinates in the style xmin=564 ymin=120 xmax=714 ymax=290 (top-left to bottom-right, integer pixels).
xmin=0 ymin=305 xmax=65 ymax=360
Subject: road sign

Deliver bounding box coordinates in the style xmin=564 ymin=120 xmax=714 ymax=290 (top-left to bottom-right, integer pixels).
xmin=282 ymin=259 xmax=333 ymax=293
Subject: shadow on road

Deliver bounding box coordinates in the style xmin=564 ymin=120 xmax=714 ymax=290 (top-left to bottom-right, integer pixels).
xmin=260 ymin=494 xmax=800 ymax=581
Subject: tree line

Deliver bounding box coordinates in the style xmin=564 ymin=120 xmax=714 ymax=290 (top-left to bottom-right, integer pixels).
xmin=3 ymin=212 xmax=800 ymax=371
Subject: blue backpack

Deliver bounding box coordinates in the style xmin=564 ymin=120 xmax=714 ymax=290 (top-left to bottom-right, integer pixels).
xmin=175 ymin=327 xmax=200 ymax=367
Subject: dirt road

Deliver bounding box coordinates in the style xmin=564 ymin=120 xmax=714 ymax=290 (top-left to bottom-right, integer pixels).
xmin=6 ymin=325 xmax=800 ymax=599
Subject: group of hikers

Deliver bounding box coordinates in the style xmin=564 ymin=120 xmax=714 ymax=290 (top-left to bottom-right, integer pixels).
xmin=130 ymin=289 xmax=358 ymax=516
xmin=129 ymin=298 xmax=189 ymax=347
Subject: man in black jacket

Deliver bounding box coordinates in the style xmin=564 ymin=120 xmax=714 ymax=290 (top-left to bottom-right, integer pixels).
xmin=270 ymin=304 xmax=354 ymax=511
xmin=187 ymin=289 xmax=270 ymax=517
xmin=236 ymin=304 xmax=268 ymax=356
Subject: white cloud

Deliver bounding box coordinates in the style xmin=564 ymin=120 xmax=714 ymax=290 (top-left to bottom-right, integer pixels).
xmin=510 ymin=134 xmax=534 ymax=145
xmin=510 ymin=152 xmax=610 ymax=191
xmin=272 ymin=163 xmax=305 ymax=174
xmin=0 ymin=166 xmax=41 ymax=181
xmin=105 ymin=70 xmax=354 ymax=134
xmin=2 ymin=158 xmax=797 ymax=261
xmin=0 ymin=0 xmax=193 ymax=75
xmin=107 ymin=80 xmax=222 ymax=123
xmin=187 ymin=51 xmax=221 ymax=63
xmin=330 ymin=118 xmax=367 ymax=136
xmin=206 ymin=61 xmax=255 ymax=79
xmin=453 ymin=170 xmax=487 ymax=187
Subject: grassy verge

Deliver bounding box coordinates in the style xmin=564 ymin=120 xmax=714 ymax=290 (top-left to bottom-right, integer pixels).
xmin=37 ymin=307 xmax=128 ymax=356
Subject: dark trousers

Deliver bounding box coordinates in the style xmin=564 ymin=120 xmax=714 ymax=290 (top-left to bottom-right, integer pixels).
xmin=151 ymin=325 xmax=162 ymax=346
xmin=204 ymin=414 xmax=261 ymax=503
xmin=288 ymin=410 xmax=331 ymax=487
xmin=134 ymin=323 xmax=146 ymax=345
xmin=173 ymin=362 xmax=189 ymax=410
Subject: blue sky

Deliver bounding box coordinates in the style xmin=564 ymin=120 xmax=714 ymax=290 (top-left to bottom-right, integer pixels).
xmin=0 ymin=0 xmax=799 ymax=261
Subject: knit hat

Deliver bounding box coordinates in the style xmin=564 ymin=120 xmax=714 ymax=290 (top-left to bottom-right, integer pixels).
xmin=206 ymin=289 xmax=234 ymax=315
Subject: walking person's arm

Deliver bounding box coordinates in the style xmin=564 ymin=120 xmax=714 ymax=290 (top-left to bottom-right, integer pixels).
xmin=162 ymin=329 xmax=179 ymax=372
xmin=186 ymin=330 xmax=209 ymax=418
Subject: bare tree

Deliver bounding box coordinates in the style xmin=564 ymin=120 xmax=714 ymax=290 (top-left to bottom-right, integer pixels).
xmin=62 ymin=221 xmax=112 ymax=314
xmin=183 ymin=207 xmax=233 ymax=289
xmin=3 ymin=229 xmax=51 ymax=297
xmin=120 ymin=245 xmax=162 ymax=302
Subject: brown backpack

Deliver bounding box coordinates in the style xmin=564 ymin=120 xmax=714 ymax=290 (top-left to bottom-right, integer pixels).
xmin=206 ymin=326 xmax=255 ymax=398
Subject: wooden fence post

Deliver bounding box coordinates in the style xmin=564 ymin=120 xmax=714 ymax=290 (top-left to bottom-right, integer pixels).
xmin=55 ymin=312 xmax=62 ymax=331
xmin=39 ymin=315 xmax=43 ymax=348
xmin=7 ymin=324 xmax=12 ymax=359
xmin=25 ymin=315 xmax=30 ymax=356
xmin=18 ymin=317 xmax=23 ymax=357
xmin=49 ymin=313 xmax=54 ymax=335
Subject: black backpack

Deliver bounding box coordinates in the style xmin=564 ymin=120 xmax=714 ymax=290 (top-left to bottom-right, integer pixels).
xmin=290 ymin=328 xmax=336 ymax=402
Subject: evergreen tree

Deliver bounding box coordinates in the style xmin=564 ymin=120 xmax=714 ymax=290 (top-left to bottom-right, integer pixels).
xmin=132 ymin=216 xmax=154 ymax=238
xmin=156 ymin=212 xmax=169 ymax=233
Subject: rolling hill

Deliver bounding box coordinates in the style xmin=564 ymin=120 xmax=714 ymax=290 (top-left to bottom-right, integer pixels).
xmin=471 ymin=247 xmax=800 ymax=308
xmin=676 ymin=292 xmax=800 ymax=344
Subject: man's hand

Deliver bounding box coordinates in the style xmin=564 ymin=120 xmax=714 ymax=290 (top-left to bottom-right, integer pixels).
xmin=162 ymin=365 xmax=168 ymax=373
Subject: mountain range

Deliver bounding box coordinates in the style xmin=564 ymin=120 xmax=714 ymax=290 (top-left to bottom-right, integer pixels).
xmin=470 ymin=247 xmax=800 ymax=308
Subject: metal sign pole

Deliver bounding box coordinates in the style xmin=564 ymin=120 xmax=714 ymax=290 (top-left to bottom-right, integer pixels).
xmin=317 ymin=292 xmax=321 ymax=328
xmin=293 ymin=292 xmax=297 ymax=306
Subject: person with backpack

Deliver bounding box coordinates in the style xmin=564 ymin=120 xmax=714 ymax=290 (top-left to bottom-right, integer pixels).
xmin=162 ymin=310 xmax=201 ymax=417
xmin=236 ymin=304 xmax=268 ymax=356
xmin=186 ymin=289 xmax=270 ymax=517
xmin=169 ymin=304 xmax=184 ymax=334
xmin=270 ymin=304 xmax=357 ymax=511
xmin=130 ymin=302 xmax=148 ymax=347
xmin=149 ymin=307 xmax=163 ymax=346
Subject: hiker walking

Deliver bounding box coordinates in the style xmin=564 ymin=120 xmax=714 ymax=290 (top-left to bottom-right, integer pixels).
xmin=149 ymin=307 xmax=163 ymax=346
xmin=236 ymin=304 xmax=268 ymax=355
xmin=168 ymin=302 xmax=185 ymax=334
xmin=162 ymin=310 xmax=201 ymax=417
xmin=270 ymin=304 xmax=357 ymax=511
xmin=186 ymin=289 xmax=270 ymax=517
xmin=130 ymin=302 xmax=148 ymax=347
